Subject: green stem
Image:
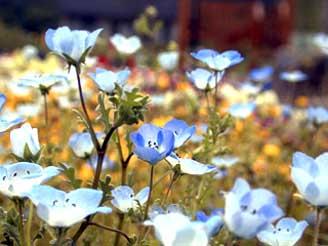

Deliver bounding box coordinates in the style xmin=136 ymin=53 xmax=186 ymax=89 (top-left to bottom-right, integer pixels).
xmin=213 ymin=71 xmax=219 ymax=110
xmin=160 ymin=173 xmax=178 ymax=206
xmin=43 ymin=93 xmax=49 ymax=127
xmin=54 ymin=228 xmax=66 ymax=246
xmin=88 ymin=222 xmax=132 ymax=244
xmin=313 ymin=207 xmax=323 ymax=246
xmin=26 ymin=201 xmax=33 ymax=246
xmin=16 ymin=199 xmax=26 ymax=246
xmin=113 ymin=213 xmax=125 ymax=246
xmin=143 ymin=165 xmax=155 ymax=221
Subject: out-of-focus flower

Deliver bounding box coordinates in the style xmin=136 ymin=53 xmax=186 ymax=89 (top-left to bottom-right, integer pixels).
xmin=249 ymin=66 xmax=274 ymax=83
xmin=22 ymin=44 xmax=38 ymax=59
xmin=166 ymin=156 xmax=217 ymax=176
xmin=263 ymin=144 xmax=281 ymax=158
xmin=26 ymin=185 xmax=111 ymax=227
xmin=45 ymin=26 xmax=102 ymax=64
xmin=228 ymin=102 xmax=256 ymax=119
xmin=0 ymin=94 xmax=24 ymax=133
xmin=224 ymin=178 xmax=283 ymax=239
xmin=191 ymin=49 xmax=244 ymax=71
xmin=257 ymin=217 xmax=308 ymax=246
xmin=16 ymin=74 xmax=68 ymax=93
xmin=130 ymin=124 xmax=174 ymax=164
xmin=280 ymin=71 xmax=307 ymax=83
xmin=212 ymin=155 xmax=239 ymax=168
xmin=89 ymin=68 xmax=130 ymax=94
xmin=157 ymin=51 xmax=179 ymax=71
xmin=240 ymin=82 xmax=261 ymax=95
xmin=0 ymin=162 xmax=61 ymax=198
xmin=313 ymin=33 xmax=328 ymax=55
xmin=10 ymin=123 xmax=41 ymax=160
xmin=144 ymin=206 xmax=208 ymax=246
xmin=291 ymin=152 xmax=328 ymax=206
xmin=163 ymin=119 xmax=195 ymax=148
xmin=186 ymin=68 xmax=222 ymax=90
xmin=88 ymin=154 xmax=114 ymax=171
xmin=110 ymin=33 xmax=141 ymax=55
xmin=196 ymin=209 xmax=224 ymax=237
xmin=307 ymin=106 xmax=328 ymax=125
xmin=68 ymin=132 xmax=104 ymax=159
xmin=111 ymin=185 xmax=149 ymax=213
xmin=295 ymin=96 xmax=309 ymax=108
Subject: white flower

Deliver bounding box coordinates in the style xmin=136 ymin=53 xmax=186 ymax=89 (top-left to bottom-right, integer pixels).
xmin=89 ymin=68 xmax=130 ymax=94
xmin=0 ymin=162 xmax=61 ymax=198
xmin=313 ymin=33 xmax=328 ymax=55
xmin=10 ymin=123 xmax=40 ymax=159
xmin=26 ymin=185 xmax=111 ymax=227
xmin=157 ymin=51 xmax=179 ymax=71
xmin=228 ymin=102 xmax=256 ymax=119
xmin=110 ymin=33 xmax=141 ymax=55
xmin=0 ymin=94 xmax=24 ymax=133
xmin=211 ymin=155 xmax=239 ymax=168
xmin=186 ymin=68 xmax=222 ymax=90
xmin=111 ymin=186 xmax=149 ymax=213
xmin=144 ymin=208 xmax=208 ymax=246
xmin=16 ymin=73 xmax=68 ymax=91
xmin=280 ymin=71 xmax=307 ymax=83
xmin=45 ymin=26 xmax=102 ymax=63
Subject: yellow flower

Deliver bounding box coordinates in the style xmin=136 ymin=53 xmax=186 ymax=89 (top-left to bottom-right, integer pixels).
xmin=262 ymin=144 xmax=281 ymax=158
xmin=295 ymin=96 xmax=309 ymax=108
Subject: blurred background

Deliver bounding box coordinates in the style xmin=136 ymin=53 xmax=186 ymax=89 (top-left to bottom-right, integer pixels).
xmin=1 ymin=0 xmax=328 ymax=103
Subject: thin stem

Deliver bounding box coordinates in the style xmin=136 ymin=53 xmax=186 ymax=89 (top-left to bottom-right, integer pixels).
xmin=16 ymin=199 xmax=26 ymax=246
xmin=74 ymin=65 xmax=100 ymax=151
xmin=143 ymin=165 xmax=155 ymax=221
xmin=43 ymin=94 xmax=48 ymax=127
xmin=113 ymin=213 xmax=125 ymax=246
xmin=160 ymin=174 xmax=177 ymax=206
xmin=54 ymin=228 xmax=66 ymax=246
xmin=313 ymin=207 xmax=323 ymax=246
xmin=205 ymin=90 xmax=211 ymax=115
xmin=214 ymin=71 xmax=219 ymax=110
xmin=153 ymin=169 xmax=171 ymax=189
xmin=88 ymin=222 xmax=132 ymax=244
xmin=26 ymin=201 xmax=33 ymax=246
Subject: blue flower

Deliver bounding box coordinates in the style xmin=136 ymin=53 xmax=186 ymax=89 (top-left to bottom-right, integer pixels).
xmin=111 ymin=185 xmax=149 ymax=213
xmin=257 ymin=217 xmax=308 ymax=246
xmin=163 ymin=119 xmax=195 ymax=148
xmin=191 ymin=49 xmax=244 ymax=71
xmin=249 ymin=66 xmax=274 ymax=82
xmin=88 ymin=154 xmax=114 ymax=171
xmin=26 ymin=185 xmax=111 ymax=227
xmin=196 ymin=209 xmax=224 ymax=237
xmin=157 ymin=51 xmax=179 ymax=71
xmin=110 ymin=33 xmax=142 ymax=55
xmin=186 ymin=68 xmax=223 ymax=90
xmin=89 ymin=68 xmax=131 ymax=94
xmin=0 ymin=162 xmax=61 ymax=198
xmin=144 ymin=205 xmax=209 ymax=246
xmin=166 ymin=155 xmax=217 ymax=176
xmin=280 ymin=70 xmax=307 ymax=83
xmin=45 ymin=26 xmax=102 ymax=64
xmin=68 ymin=132 xmax=105 ymax=159
xmin=224 ymin=178 xmax=284 ymax=239
xmin=291 ymin=152 xmax=328 ymax=206
xmin=228 ymin=102 xmax=256 ymax=119
xmin=0 ymin=94 xmax=24 ymax=133
xmin=130 ymin=124 xmax=175 ymax=164
xmin=16 ymin=74 xmax=68 ymax=91
xmin=307 ymin=106 xmax=328 ymax=125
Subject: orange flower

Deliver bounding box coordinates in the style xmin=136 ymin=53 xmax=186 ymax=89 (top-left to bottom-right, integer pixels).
xmin=262 ymin=144 xmax=281 ymax=158
xmin=294 ymin=96 xmax=309 ymax=108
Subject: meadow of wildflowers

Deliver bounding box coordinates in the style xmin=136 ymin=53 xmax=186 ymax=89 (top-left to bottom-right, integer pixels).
xmin=0 ymin=25 xmax=327 ymax=246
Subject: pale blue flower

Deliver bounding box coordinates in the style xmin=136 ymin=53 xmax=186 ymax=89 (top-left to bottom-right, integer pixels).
xmin=144 ymin=205 xmax=208 ymax=246
xmin=16 ymin=74 xmax=68 ymax=91
xmin=163 ymin=119 xmax=195 ymax=148
xmin=307 ymin=106 xmax=328 ymax=124
xmin=291 ymin=152 xmax=328 ymax=206
xmin=224 ymin=178 xmax=284 ymax=239
xmin=110 ymin=33 xmax=141 ymax=55
xmin=26 ymin=185 xmax=111 ymax=227
xmin=0 ymin=93 xmax=24 ymax=133
xmin=89 ymin=68 xmax=130 ymax=94
xmin=196 ymin=209 xmax=224 ymax=237
xmin=88 ymin=154 xmax=114 ymax=171
xmin=257 ymin=217 xmax=308 ymax=246
xmin=280 ymin=71 xmax=307 ymax=83
xmin=157 ymin=51 xmax=179 ymax=71
xmin=111 ymin=185 xmax=149 ymax=213
xmin=130 ymin=124 xmax=175 ymax=165
xmin=249 ymin=66 xmax=274 ymax=82
xmin=0 ymin=162 xmax=61 ymax=198
xmin=45 ymin=26 xmax=102 ymax=63
xmin=166 ymin=155 xmax=217 ymax=176
xmin=212 ymin=155 xmax=239 ymax=168
xmin=68 ymin=132 xmax=105 ymax=159
xmin=228 ymin=102 xmax=256 ymax=119
xmin=313 ymin=33 xmax=328 ymax=54
xmin=186 ymin=68 xmax=223 ymax=90
xmin=240 ymin=82 xmax=261 ymax=95
xmin=191 ymin=49 xmax=244 ymax=71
